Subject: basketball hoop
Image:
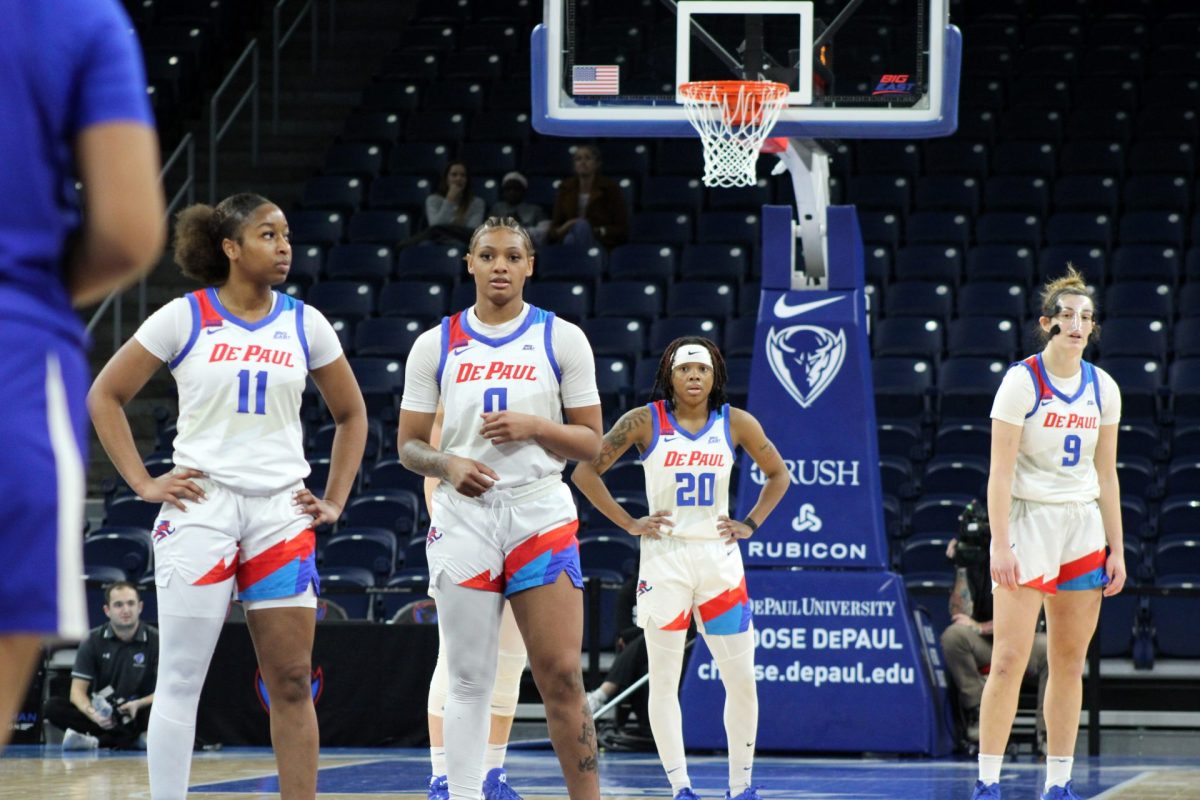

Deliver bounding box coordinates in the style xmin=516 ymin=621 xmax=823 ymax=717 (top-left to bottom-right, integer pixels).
xmin=678 ymin=80 xmax=789 ymax=188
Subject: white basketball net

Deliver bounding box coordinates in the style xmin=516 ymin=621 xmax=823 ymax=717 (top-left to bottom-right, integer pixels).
xmin=679 ymin=81 xmax=789 ymax=188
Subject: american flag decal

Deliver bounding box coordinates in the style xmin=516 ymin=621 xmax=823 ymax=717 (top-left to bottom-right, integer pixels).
xmin=572 ymin=65 xmax=619 ymax=95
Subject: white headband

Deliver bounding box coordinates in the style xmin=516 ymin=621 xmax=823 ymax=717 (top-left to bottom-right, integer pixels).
xmin=671 ymin=345 xmax=714 ymax=370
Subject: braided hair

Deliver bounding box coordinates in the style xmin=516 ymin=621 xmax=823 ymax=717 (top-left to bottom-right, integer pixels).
xmin=650 ymin=336 xmax=728 ymax=413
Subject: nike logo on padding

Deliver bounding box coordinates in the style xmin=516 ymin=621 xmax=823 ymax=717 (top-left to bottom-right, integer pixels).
xmin=773 ymin=295 xmax=844 ymax=318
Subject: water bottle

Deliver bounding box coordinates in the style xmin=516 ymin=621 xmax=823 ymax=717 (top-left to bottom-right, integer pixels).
xmin=91 ymin=693 xmax=113 ymax=722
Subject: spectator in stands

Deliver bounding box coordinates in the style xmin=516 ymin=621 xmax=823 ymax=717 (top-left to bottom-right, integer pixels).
xmin=971 ymin=266 xmax=1125 ymax=800
xmin=548 ymin=145 xmax=628 ymax=250
xmin=44 ymin=582 xmax=158 ymax=750
xmin=420 ymin=161 xmax=486 ymax=246
xmin=939 ymin=505 xmax=1047 ymax=752
xmin=585 ymin=570 xmax=650 ymax=722
xmin=0 ymin=0 xmax=164 ymax=752
xmin=490 ymin=172 xmax=550 ymax=245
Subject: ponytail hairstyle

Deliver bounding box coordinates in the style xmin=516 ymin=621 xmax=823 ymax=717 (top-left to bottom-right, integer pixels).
xmin=650 ymin=337 xmax=727 ymax=413
xmin=1036 ymin=263 xmax=1100 ymax=345
xmin=173 ymin=193 xmax=272 ymax=285
xmin=467 ymin=216 xmax=536 ymax=258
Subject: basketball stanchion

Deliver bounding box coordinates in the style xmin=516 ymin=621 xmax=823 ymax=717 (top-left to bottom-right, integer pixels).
xmin=678 ymin=80 xmax=789 ymax=188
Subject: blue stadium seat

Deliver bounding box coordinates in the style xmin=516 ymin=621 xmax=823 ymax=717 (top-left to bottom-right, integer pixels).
xmin=602 ymin=141 xmax=652 ymax=179
xmin=874 ymin=318 xmax=943 ymax=360
xmin=1165 ymin=460 xmax=1200 ymax=497
xmin=1098 ymin=357 xmax=1163 ymax=421
xmin=1120 ymin=211 xmax=1186 ymax=249
xmin=467 ymin=109 xmax=532 ymax=144
xmin=905 ymin=574 xmax=955 ymax=634
xmin=1148 ymin=576 xmax=1200 ymax=658
xmin=1067 ymin=107 xmax=1134 ymax=144
xmin=914 ymin=175 xmax=980 ymax=215
xmin=934 ymin=423 xmax=990 ymax=460
xmin=1105 ymin=283 xmax=1173 ymax=319
xmin=724 ymin=317 xmax=757 ymax=358
xmin=368 ymin=458 xmax=423 ymax=495
xmin=1138 ymin=104 xmax=1199 ymax=140
xmin=603 ymin=461 xmax=650 ymax=496
xmin=301 ymin=176 xmax=367 ymax=212
xmin=396 ymin=245 xmax=467 ymax=283
xmin=342 ymin=111 xmax=403 ymax=143
xmin=1114 ymin=422 xmax=1162 ymax=465
xmin=880 ymin=456 xmax=916 ymax=499
xmin=1058 ymin=140 xmax=1124 ymax=177
xmin=422 ymin=82 xmax=485 ymax=113
xmin=905 ymin=212 xmax=971 ymax=250
xmin=289 ymin=210 xmax=345 ymax=247
xmin=1154 ymin=540 xmax=1200 ymax=581
xmin=536 ymin=246 xmax=605 ymax=284
xmin=641 ymin=176 xmax=704 ymax=213
xmin=324 ymin=244 xmax=394 ymax=285
xmin=369 ymin=173 xmax=437 ymax=211
xmin=680 ymin=244 xmax=749 ymax=282
xmin=1097 ymin=318 xmax=1167 ymax=360
xmin=910 ymin=496 xmax=973 ymax=538
xmin=855 ymin=142 xmax=922 ymax=180
xmin=648 ymin=318 xmax=722 ymax=353
xmin=1053 ymin=175 xmax=1120 ymax=216
xmin=320 ymin=567 xmax=375 ymax=619
xmin=1170 ymin=360 xmax=1200 ymax=419
xmin=323 ymin=529 xmax=397 ymax=582
xmin=1037 ymin=245 xmax=1107 ymax=286
xmin=354 ymin=317 xmax=424 ymax=358
xmin=938 ymin=357 xmax=1008 ymax=421
xmin=630 ymin=212 xmax=693 ymax=246
xmin=878 ymin=420 xmax=925 ymax=462
xmin=344 ymin=490 xmax=420 ymax=538
xmin=883 ymin=282 xmax=953 ymax=322
xmin=306 ymin=281 xmax=375 ymax=321
xmin=857 ymin=211 xmax=902 ymax=253
xmin=349 ymin=210 xmax=413 ymax=244
xmin=1117 ymin=456 xmax=1159 ymax=500
xmin=947 ymin=317 xmax=1018 ymax=359
xmin=594 ymin=281 xmax=662 ymax=321
xmin=1123 ymin=175 xmax=1190 ymax=213
xmin=607 ymin=244 xmax=676 ymax=284
xmin=288 ymin=246 xmax=324 ymax=288
xmin=864 ymin=246 xmax=892 ymax=287
xmin=1129 ymin=140 xmax=1195 ymax=175
xmin=1046 ymin=213 xmax=1113 ymax=250
xmin=459 ymin=141 xmax=518 ymax=174
xmin=83 ymin=529 xmax=154 ymax=583
xmin=578 ymin=534 xmax=640 ymax=576
xmin=957 ymin=281 xmax=1027 ymax=320
xmin=526 ymin=282 xmax=590 ymax=322
xmin=594 ymin=356 xmax=632 ymax=410
xmin=984 ymin=175 xmax=1050 ymax=216
xmin=1184 ymin=278 xmax=1200 ymax=311
xmin=667 ymin=282 xmax=736 ymax=319
xmin=387 ymin=144 xmax=450 ymax=180
xmin=582 ymin=317 xmax=647 ymax=359
xmin=1110 ymin=246 xmax=1180 ymax=285
xmin=1158 ymin=496 xmax=1200 ymax=545
xmin=348 ymin=357 xmax=405 ymax=417
xmin=975 ymin=212 xmax=1041 ymax=249
xmin=899 ymin=534 xmax=956 ymax=578
xmin=378 ymin=569 xmax=431 ymax=621
xmin=361 ymin=81 xmax=422 ymax=112
xmin=696 ymin=212 xmax=760 ymax=247
xmin=894 ymin=245 xmax=962 ymax=284
xmin=872 ymin=357 xmax=934 ymax=421
xmin=923 ymin=141 xmax=989 ymax=179
xmin=922 ymin=456 xmax=989 ymax=498
xmin=378 ymin=281 xmax=449 ymax=320
xmin=992 ymin=141 xmax=1056 ymax=179
xmin=847 ymin=175 xmax=911 ymax=215
xmin=324 ymin=143 xmax=385 ymax=178
xmin=964 ymin=247 xmax=1034 ymax=287
xmin=521 ymin=140 xmax=576 ymax=176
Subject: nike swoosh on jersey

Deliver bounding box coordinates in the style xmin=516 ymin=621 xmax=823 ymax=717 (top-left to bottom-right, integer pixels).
xmin=772 ymin=294 xmax=844 ymax=318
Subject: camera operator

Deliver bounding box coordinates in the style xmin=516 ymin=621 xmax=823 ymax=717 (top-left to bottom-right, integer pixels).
xmin=941 ymin=501 xmax=1048 ymax=751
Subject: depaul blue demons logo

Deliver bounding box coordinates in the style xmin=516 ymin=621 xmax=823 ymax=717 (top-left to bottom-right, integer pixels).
xmin=256 ymin=666 xmax=323 ymax=712
xmin=152 ymin=520 xmax=176 ymax=544
xmin=766 ymin=325 xmax=847 ymax=408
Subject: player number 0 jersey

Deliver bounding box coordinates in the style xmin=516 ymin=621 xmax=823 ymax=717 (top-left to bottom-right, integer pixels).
xmin=639 ymin=400 xmax=734 ymax=541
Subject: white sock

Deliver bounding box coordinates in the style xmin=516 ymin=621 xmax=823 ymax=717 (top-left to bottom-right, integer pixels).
xmin=978 ymin=753 xmax=1004 ymax=785
xmin=430 ymin=745 xmax=447 ymax=777
xmin=483 ymin=742 xmax=507 ymax=772
xmin=1045 ymin=756 xmax=1073 ymax=792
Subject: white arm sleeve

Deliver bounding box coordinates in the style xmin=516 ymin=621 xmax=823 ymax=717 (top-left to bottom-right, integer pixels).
xmin=400 ymin=327 xmax=443 ymax=413
xmin=303 ymin=305 xmax=344 ymax=370
xmin=1096 ymin=367 xmax=1122 ymax=426
xmin=551 ymin=319 xmax=601 ymax=408
xmin=132 ymin=297 xmax=191 ymax=364
xmin=990 ymin=364 xmax=1037 ymax=426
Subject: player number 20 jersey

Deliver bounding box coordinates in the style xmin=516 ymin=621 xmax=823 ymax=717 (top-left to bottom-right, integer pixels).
xmin=639 ymin=400 xmax=734 ymax=541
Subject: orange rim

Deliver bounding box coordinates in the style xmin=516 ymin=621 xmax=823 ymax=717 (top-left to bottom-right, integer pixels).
xmin=679 ymin=80 xmax=789 ymax=126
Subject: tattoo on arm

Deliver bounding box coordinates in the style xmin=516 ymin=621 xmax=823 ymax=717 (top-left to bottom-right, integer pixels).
xmin=949 ymin=568 xmax=973 ymax=618
xmin=590 ymin=408 xmax=648 ymax=472
xmin=398 ymin=440 xmax=448 ymax=480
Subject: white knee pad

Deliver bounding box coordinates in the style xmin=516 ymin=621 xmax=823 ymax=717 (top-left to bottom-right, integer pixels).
xmin=490 ymin=650 xmax=525 ymax=717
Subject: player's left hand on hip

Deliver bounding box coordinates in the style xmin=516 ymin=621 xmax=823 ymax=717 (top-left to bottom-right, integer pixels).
xmin=717 ymin=515 xmax=752 ymax=542
xmin=293 ymin=488 xmax=341 ymax=526
xmin=1103 ymin=553 xmax=1126 ymax=597
xmin=479 ymin=410 xmax=542 ymax=445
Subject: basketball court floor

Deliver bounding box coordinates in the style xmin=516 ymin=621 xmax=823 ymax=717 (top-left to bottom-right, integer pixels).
xmin=3 ymin=746 xmax=1199 ymax=799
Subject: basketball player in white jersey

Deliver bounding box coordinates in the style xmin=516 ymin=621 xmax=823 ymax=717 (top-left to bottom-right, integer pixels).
xmin=397 ymin=217 xmax=603 ymax=800
xmin=88 ymin=193 xmax=367 ymax=800
xmin=572 ymin=337 xmax=788 ymax=800
xmin=970 ymin=266 xmax=1125 ymax=800
xmin=423 ymin=407 xmax=528 ymax=800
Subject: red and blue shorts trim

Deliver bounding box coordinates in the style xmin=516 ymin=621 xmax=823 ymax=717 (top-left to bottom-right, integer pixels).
xmin=194 ymin=529 xmax=320 ymax=601
xmin=1023 ymin=548 xmax=1107 ymax=595
xmin=498 ymin=520 xmax=583 ymax=597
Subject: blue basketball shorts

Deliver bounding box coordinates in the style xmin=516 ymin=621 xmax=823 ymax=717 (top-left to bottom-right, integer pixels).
xmin=0 ymin=321 xmax=89 ymax=638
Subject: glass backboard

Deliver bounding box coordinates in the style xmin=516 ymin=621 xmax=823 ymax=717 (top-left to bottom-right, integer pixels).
xmin=533 ymin=0 xmax=960 ymax=139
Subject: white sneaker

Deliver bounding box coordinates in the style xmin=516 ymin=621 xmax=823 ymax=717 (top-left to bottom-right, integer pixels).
xmin=62 ymin=728 xmax=99 ymax=751
xmin=586 ymin=688 xmax=611 ymax=717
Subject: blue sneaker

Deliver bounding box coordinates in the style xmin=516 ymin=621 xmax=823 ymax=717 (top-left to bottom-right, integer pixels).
xmin=427 ymin=774 xmax=448 ymax=800
xmin=726 ymin=788 xmax=763 ymax=800
xmin=1042 ymin=781 xmax=1084 ymax=800
xmin=483 ymin=768 xmax=524 ymax=800
xmin=674 ymin=790 xmax=701 ymax=800
xmin=970 ymin=780 xmax=1002 ymax=799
